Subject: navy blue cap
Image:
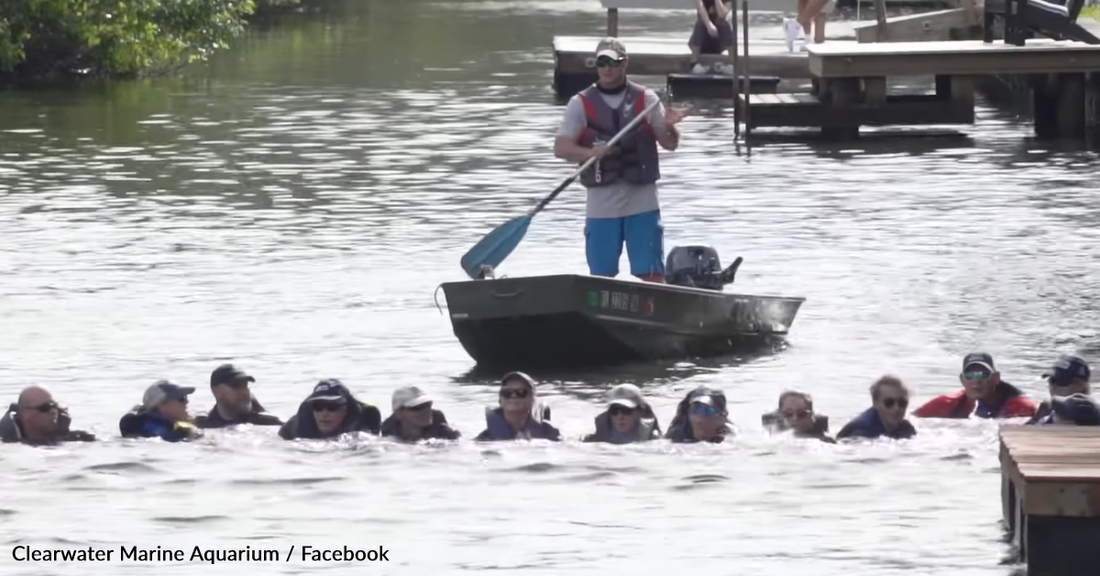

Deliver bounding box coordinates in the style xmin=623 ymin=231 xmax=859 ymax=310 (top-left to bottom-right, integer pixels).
xmin=141 ymin=380 xmax=195 ymax=412
xmin=307 ymin=379 xmax=350 ymax=403
xmin=1051 ymin=393 xmax=1100 ymax=426
xmin=962 ymin=352 xmax=995 ymax=373
xmin=687 ymin=387 xmax=727 ymax=413
xmin=1043 ymin=355 xmax=1091 ymax=386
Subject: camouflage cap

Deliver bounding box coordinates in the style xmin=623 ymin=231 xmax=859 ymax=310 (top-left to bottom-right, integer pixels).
xmin=595 ymin=37 xmax=627 ymax=59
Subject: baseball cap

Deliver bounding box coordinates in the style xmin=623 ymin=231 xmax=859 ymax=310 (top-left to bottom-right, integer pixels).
xmin=595 ymin=37 xmax=627 ymax=60
xmin=210 ymin=363 xmax=255 ymax=387
xmin=962 ymin=352 xmax=995 ymax=373
xmin=142 ymin=380 xmax=195 ymax=412
xmin=607 ymin=384 xmax=644 ymax=409
xmin=307 ymin=379 xmax=350 ymax=403
xmin=687 ymin=387 xmax=726 ymax=411
xmin=1043 ymin=354 xmax=1091 ymax=386
xmin=1051 ymin=393 xmax=1100 ymax=426
xmin=392 ymin=386 xmax=432 ymax=411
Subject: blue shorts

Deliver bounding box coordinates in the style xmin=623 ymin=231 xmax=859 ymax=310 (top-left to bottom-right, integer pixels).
xmin=584 ymin=210 xmax=665 ymax=278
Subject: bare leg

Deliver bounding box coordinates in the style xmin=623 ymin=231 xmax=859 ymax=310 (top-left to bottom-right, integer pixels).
xmin=797 ymin=0 xmax=830 ymax=32
xmin=813 ymin=13 xmax=826 ymax=43
xmin=797 ymin=0 xmax=811 ymax=35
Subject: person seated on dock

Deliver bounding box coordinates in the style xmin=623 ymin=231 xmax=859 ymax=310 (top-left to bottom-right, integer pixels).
xmin=119 ymin=381 xmax=203 ymax=442
xmin=688 ymin=0 xmax=734 ymax=74
xmin=783 ymin=0 xmax=832 ymax=53
xmin=836 ymin=375 xmax=917 ymax=441
xmin=912 ymin=353 xmax=1037 ymax=420
xmin=583 ymin=383 xmax=661 ymax=444
xmin=0 ymin=386 xmax=96 ymax=445
xmin=193 ymin=364 xmax=284 ymax=429
xmin=553 ymin=38 xmax=688 ymax=285
xmin=278 ymin=379 xmax=382 ymax=440
xmin=1027 ymin=354 xmax=1092 ymax=425
xmin=475 ymin=372 xmax=562 ymax=442
xmin=762 ymin=390 xmax=835 ymax=443
xmin=381 ymin=386 xmax=461 ymax=442
xmin=666 ymin=386 xmax=734 ymax=443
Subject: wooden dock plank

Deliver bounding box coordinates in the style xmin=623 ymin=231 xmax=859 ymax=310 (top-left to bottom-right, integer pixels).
xmin=553 ymin=35 xmax=811 ymax=80
xmin=808 ymin=39 xmax=1100 ymax=78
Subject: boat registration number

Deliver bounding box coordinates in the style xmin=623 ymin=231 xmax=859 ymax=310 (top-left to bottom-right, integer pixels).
xmin=587 ymin=290 xmax=654 ymax=315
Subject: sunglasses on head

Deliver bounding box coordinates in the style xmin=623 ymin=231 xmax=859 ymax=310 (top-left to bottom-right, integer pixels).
xmin=500 ymin=387 xmax=529 ymax=399
xmin=963 ymin=370 xmax=991 ymax=381
xmin=312 ymin=401 xmax=345 ymax=412
xmin=596 ymin=56 xmax=623 ymax=68
xmin=690 ymin=403 xmax=717 ymax=417
xmin=25 ymin=401 xmax=58 ymax=413
xmin=782 ymin=408 xmax=811 ymax=420
xmin=609 ymin=404 xmax=637 ymax=416
xmin=882 ymin=397 xmax=908 ymax=409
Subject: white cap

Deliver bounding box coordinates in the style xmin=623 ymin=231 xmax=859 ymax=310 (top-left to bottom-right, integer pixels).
xmin=392 ymin=386 xmax=433 ymax=411
xmin=607 ymin=383 xmax=644 ymax=409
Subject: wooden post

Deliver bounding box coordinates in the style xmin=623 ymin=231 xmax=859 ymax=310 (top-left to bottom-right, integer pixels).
xmin=732 ymin=0 xmax=740 ymax=139
xmin=607 ymin=8 xmax=619 ymax=36
xmin=742 ymin=0 xmax=751 ymax=137
xmin=873 ymin=0 xmax=889 ymax=41
xmin=1056 ymin=73 xmax=1085 ymax=140
xmin=823 ymin=78 xmax=860 ymax=140
xmin=1084 ymin=72 xmax=1100 ymax=146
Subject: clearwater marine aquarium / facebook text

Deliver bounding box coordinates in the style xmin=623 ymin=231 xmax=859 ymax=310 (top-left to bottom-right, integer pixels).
xmin=10 ymin=544 xmax=391 ymax=565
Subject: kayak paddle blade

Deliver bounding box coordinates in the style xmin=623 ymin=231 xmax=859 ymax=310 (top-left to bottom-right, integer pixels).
xmin=460 ymin=216 xmax=532 ymax=280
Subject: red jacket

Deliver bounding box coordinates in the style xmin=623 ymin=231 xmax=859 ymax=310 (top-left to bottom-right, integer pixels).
xmin=913 ymin=383 xmax=1037 ymax=419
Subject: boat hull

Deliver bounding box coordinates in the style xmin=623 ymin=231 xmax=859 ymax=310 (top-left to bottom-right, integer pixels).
xmin=440 ymin=274 xmax=805 ymax=369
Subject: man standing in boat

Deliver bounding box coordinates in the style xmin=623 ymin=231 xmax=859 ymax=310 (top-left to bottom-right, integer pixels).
xmin=554 ymin=38 xmax=688 ymax=283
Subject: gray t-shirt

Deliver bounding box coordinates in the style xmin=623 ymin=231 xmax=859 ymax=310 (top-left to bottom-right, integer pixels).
xmin=556 ymin=88 xmax=667 ymax=219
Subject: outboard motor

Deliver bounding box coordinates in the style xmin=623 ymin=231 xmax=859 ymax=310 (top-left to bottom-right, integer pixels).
xmin=664 ymin=246 xmax=743 ymax=291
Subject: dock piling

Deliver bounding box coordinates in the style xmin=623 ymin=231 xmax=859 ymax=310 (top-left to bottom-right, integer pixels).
xmin=741 ymin=0 xmax=751 ymax=138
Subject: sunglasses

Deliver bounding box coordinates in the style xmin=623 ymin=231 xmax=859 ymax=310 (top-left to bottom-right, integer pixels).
xmin=782 ymin=408 xmax=811 ymax=420
xmin=882 ymin=397 xmax=909 ymax=409
xmin=500 ymin=388 xmax=529 ymax=399
xmin=404 ymin=403 xmax=432 ymax=412
xmin=690 ymin=403 xmax=717 ymax=417
xmin=219 ymin=380 xmax=251 ymax=390
xmin=609 ymin=404 xmax=637 ymax=416
xmin=312 ymin=401 xmax=346 ymax=412
xmin=596 ymin=56 xmax=623 ymax=68
xmin=963 ymin=370 xmax=991 ymax=381
xmin=25 ymin=401 xmax=58 ymax=413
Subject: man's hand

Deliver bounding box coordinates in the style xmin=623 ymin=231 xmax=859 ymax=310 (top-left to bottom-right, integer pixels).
xmin=588 ymin=144 xmax=612 ymax=160
xmin=706 ymin=23 xmax=719 ymax=38
xmin=664 ymin=104 xmax=691 ymax=126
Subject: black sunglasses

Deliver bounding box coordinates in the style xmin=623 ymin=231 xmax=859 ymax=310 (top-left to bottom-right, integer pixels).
xmin=25 ymin=401 xmax=58 ymax=413
xmin=782 ymin=408 xmax=811 ymax=420
xmin=500 ymin=388 xmax=529 ymax=399
xmin=404 ymin=403 xmax=432 ymax=412
xmin=609 ymin=404 xmax=637 ymax=416
xmin=882 ymin=397 xmax=909 ymax=409
xmin=596 ymin=56 xmax=623 ymax=68
xmin=219 ymin=380 xmax=251 ymax=390
xmin=312 ymin=401 xmax=345 ymax=412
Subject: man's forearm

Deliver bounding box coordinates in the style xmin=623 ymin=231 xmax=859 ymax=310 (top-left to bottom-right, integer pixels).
xmin=554 ymin=138 xmax=594 ymax=164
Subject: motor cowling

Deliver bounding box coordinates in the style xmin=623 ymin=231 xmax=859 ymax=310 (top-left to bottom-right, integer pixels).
xmin=664 ymin=245 xmax=742 ymax=291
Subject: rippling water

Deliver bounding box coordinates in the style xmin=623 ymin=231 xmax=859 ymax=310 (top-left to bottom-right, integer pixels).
xmin=1 ymin=0 xmax=1099 ymax=573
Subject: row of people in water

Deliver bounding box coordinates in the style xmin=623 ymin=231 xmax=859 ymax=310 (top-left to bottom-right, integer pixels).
xmin=2 ymin=351 xmax=1097 ymax=446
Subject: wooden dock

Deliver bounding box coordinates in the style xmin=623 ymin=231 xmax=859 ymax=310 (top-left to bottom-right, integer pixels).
xmin=734 ymin=38 xmax=1100 ymax=139
xmin=999 ymin=425 xmax=1100 ymax=576
xmin=552 ymin=35 xmax=806 ymax=99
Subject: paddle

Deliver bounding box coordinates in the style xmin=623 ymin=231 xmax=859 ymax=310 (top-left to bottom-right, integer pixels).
xmin=460 ymin=96 xmax=665 ymax=280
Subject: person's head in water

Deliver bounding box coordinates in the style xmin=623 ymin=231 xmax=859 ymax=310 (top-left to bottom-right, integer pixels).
xmin=391 ymin=386 xmax=434 ymax=433
xmin=1044 ymin=354 xmax=1090 ymax=397
xmin=686 ymin=387 xmax=727 ymax=441
xmin=871 ymin=375 xmax=910 ymax=430
xmin=777 ymin=390 xmax=816 ymax=433
xmin=960 ymin=352 xmax=1001 ymax=402
xmin=1050 ymin=393 xmax=1100 ymax=426
xmin=15 ymin=386 xmax=61 ymax=440
xmin=605 ymin=384 xmax=647 ymax=436
xmin=594 ymin=37 xmax=628 ymax=89
xmin=307 ymin=380 xmax=351 ymax=435
xmin=142 ymin=381 xmax=194 ymax=422
xmin=210 ymin=364 xmax=255 ymax=418
xmin=498 ymin=372 xmax=536 ymax=420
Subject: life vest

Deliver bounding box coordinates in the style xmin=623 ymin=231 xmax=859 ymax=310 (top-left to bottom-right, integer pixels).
xmin=575 ymin=81 xmax=660 ymax=188
xmin=912 ymin=383 xmax=1037 ymax=419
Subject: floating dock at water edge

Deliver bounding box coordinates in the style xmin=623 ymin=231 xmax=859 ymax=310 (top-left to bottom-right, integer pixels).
xmin=999 ymin=425 xmax=1100 ymax=576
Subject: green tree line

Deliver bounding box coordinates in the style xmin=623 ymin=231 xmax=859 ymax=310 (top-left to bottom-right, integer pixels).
xmin=0 ymin=0 xmax=304 ymax=79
